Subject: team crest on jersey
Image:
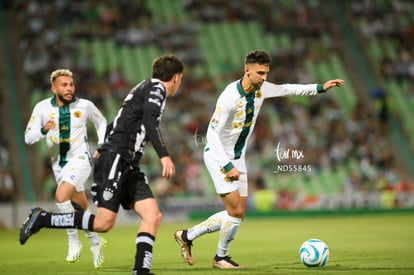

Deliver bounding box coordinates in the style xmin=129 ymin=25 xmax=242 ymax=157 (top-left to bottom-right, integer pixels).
xmin=103 ymin=187 xmax=114 ymax=201
xmin=74 ymin=110 xmax=82 ymax=118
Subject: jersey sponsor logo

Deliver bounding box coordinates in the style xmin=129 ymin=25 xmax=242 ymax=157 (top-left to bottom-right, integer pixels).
xmin=232 ymin=121 xmax=253 ymax=129
xmin=49 ymin=136 xmax=59 ymax=144
xmin=148 ymin=98 xmax=161 ymax=106
xmin=51 ymin=213 xmax=75 ymax=227
xmin=73 ymin=110 xmax=82 ymax=118
xmin=235 ymin=111 xmax=244 ymax=118
xmin=103 ymin=187 xmax=114 ymax=201
xmin=150 ymin=89 xmax=164 ymax=100
xmin=48 ymin=136 xmax=80 ymax=144
xmin=214 ymin=106 xmax=221 ymax=115
xmin=232 ymin=122 xmax=242 ymax=129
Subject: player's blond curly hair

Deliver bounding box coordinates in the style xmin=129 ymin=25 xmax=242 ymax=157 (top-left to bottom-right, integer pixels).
xmin=50 ymin=69 xmax=73 ymax=85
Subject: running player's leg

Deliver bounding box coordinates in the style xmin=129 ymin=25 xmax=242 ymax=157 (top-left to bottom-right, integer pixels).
xmin=55 ymin=182 xmax=82 ymax=263
xmin=174 ymin=210 xmax=226 ymax=265
xmin=212 ymin=191 xmax=247 ymax=268
xmin=59 ymin=157 xmax=105 ymax=266
xmin=126 ymin=168 xmax=160 ymax=275
xmin=209 ymin=158 xmax=248 ymax=268
xmin=72 ymin=191 xmax=106 ymax=268
xmin=131 ymin=199 xmax=161 ymax=274
xmin=20 ymin=151 xmax=120 ymax=242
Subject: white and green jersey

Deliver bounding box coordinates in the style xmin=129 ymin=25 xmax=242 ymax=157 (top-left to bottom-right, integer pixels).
xmin=25 ymin=97 xmax=107 ymax=167
xmin=205 ymin=79 xmax=325 ymax=171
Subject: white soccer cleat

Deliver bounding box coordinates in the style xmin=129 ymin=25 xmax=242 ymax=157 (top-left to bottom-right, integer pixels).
xmin=90 ymin=237 xmax=107 ymax=268
xmin=66 ymin=241 xmax=82 ymax=263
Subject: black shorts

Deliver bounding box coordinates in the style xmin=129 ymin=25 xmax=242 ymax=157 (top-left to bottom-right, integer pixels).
xmin=92 ymin=150 xmax=154 ymax=212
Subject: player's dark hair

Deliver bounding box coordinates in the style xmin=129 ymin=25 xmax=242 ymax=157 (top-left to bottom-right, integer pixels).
xmin=152 ymin=54 xmax=184 ymax=81
xmin=244 ymin=50 xmax=271 ymax=66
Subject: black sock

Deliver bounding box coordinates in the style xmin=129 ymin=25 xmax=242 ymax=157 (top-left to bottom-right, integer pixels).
xmin=39 ymin=210 xmax=95 ymax=230
xmin=133 ymin=232 xmax=155 ymax=273
xmin=182 ymin=229 xmax=190 ymax=243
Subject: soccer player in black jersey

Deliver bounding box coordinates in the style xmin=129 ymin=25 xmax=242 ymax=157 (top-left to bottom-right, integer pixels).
xmin=20 ymin=54 xmax=184 ymax=275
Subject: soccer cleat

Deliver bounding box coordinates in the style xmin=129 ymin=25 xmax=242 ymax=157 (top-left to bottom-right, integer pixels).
xmin=90 ymin=237 xmax=107 ymax=268
xmin=212 ymin=255 xmax=244 ymax=269
xmin=174 ymin=230 xmax=194 ymax=265
xmin=66 ymin=241 xmax=82 ymax=263
xmin=132 ymin=271 xmax=154 ymax=275
xmin=19 ymin=207 xmax=43 ymax=245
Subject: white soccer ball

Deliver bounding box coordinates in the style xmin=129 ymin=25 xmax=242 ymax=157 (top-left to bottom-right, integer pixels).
xmin=299 ymin=239 xmax=330 ymax=267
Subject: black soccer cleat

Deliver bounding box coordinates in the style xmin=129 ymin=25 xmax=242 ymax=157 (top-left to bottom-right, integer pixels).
xmin=213 ymin=255 xmax=244 ymax=269
xmin=19 ymin=207 xmax=43 ymax=245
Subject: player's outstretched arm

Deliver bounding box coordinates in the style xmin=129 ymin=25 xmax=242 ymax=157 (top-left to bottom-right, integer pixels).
xmin=323 ymin=79 xmax=345 ymax=91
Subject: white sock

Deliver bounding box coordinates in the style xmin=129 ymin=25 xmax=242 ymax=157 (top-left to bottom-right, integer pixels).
xmin=216 ymin=214 xmax=241 ymax=257
xmin=83 ymin=208 xmax=100 ymax=246
xmin=85 ymin=230 xmax=100 ymax=246
xmin=187 ymin=210 xmax=227 ymax=241
xmin=56 ymin=201 xmax=79 ymax=244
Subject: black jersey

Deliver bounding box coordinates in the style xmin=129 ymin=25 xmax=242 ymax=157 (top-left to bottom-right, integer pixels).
xmin=101 ymin=78 xmax=169 ymax=165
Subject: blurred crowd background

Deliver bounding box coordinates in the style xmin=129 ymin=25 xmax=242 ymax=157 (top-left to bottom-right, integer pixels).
xmin=1 ymin=0 xmax=413 ymax=212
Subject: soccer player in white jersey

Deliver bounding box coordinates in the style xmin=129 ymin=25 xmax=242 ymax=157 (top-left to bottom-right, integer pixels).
xmin=174 ymin=50 xmax=345 ymax=268
xmin=20 ymin=55 xmax=184 ymax=275
xmin=24 ymin=69 xmax=107 ymax=268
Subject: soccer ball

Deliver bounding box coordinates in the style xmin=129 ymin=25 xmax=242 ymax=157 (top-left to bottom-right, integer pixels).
xmin=299 ymin=239 xmax=329 ymax=267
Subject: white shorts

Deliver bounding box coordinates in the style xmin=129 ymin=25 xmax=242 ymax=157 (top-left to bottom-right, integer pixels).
xmin=52 ymin=157 xmax=91 ymax=192
xmin=204 ymin=152 xmax=248 ymax=197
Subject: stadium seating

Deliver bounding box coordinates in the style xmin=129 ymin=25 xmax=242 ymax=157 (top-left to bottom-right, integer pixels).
xmin=14 ymin=0 xmax=409 ymax=204
xmin=352 ymin=4 xmax=414 ymax=149
xmin=74 ymin=5 xmax=364 ymax=198
xmin=305 ymin=55 xmax=356 ymax=115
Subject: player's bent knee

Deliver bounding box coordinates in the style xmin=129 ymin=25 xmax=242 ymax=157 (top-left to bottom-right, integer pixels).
xmin=143 ymin=210 xmax=162 ymax=226
xmin=93 ymin=217 xmax=115 ymax=232
xmin=94 ymin=221 xmax=114 ymax=232
xmin=227 ymin=208 xmax=245 ymax=219
xmin=156 ymin=211 xmax=163 ymax=224
xmin=152 ymin=210 xmax=163 ymax=224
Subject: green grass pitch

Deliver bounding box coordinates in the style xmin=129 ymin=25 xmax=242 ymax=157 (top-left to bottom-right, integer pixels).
xmin=1 ymin=213 xmax=413 ymax=274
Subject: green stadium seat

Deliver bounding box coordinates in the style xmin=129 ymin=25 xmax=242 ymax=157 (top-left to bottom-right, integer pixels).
xmin=90 ymin=39 xmax=107 ymax=75
xmin=329 ymin=54 xmax=356 ymax=114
